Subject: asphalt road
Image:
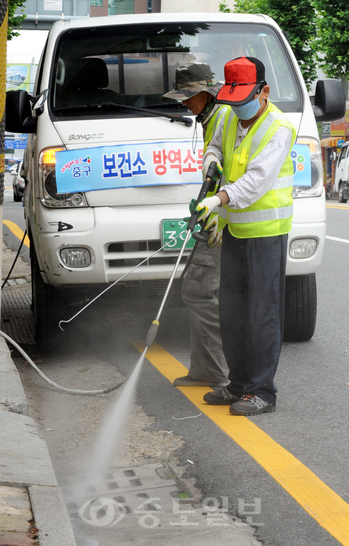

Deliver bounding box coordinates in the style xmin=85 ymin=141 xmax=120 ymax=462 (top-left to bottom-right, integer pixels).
xmin=2 ymin=178 xmax=349 ymax=546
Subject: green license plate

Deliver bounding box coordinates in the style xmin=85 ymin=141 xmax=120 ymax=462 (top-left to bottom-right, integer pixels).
xmin=161 ymin=219 xmax=201 ymax=250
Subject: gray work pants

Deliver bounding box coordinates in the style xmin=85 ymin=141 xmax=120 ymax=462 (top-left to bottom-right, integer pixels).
xmin=181 ymin=244 xmax=229 ymax=384
xmin=219 ymin=229 xmax=288 ymax=404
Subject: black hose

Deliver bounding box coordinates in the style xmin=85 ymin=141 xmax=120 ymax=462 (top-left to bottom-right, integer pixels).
xmin=2 ymin=229 xmax=27 ymax=289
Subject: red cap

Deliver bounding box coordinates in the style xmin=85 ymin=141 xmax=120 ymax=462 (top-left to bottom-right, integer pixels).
xmin=216 ymin=57 xmax=266 ymax=106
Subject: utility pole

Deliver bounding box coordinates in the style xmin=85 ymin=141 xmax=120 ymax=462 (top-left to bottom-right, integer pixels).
xmin=0 ymin=0 xmax=7 ymax=314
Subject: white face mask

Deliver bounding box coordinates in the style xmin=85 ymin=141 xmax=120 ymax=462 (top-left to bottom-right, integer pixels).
xmin=231 ymin=95 xmax=261 ymax=120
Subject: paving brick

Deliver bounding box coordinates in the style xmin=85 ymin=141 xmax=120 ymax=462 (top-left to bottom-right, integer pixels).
xmin=0 ymin=487 xmax=32 ymax=533
xmin=0 ymin=530 xmax=36 ymax=546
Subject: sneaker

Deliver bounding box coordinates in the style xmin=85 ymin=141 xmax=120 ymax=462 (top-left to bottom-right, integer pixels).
xmin=203 ymin=387 xmax=240 ymax=405
xmin=229 ymin=394 xmax=275 ymax=416
xmin=173 ymin=375 xmax=228 ymax=387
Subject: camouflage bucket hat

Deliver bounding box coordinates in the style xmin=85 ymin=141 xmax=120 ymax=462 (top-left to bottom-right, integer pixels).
xmin=161 ymin=61 xmax=222 ymax=102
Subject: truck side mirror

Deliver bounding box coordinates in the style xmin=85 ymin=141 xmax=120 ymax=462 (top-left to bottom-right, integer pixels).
xmin=313 ymin=80 xmax=346 ymax=122
xmin=6 ymin=90 xmax=37 ymax=134
xmin=330 ymin=150 xmax=337 ymax=162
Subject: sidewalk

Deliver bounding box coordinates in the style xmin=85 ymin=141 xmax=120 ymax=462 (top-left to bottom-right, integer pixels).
xmin=0 ymin=236 xmax=77 ymax=545
xmin=0 ymin=336 xmax=77 ymax=546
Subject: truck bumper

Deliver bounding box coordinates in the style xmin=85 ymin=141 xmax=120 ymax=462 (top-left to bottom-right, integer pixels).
xmin=32 ymin=203 xmax=192 ymax=287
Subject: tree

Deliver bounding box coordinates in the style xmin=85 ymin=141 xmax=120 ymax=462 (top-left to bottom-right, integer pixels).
xmin=229 ymin=0 xmax=317 ymax=88
xmin=219 ymin=1 xmax=232 ymax=12
xmin=314 ymin=0 xmax=349 ymax=83
xmin=8 ymin=0 xmax=26 ymax=41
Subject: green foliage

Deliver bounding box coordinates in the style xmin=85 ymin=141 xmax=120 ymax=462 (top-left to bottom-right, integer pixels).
xmin=8 ymin=0 xmax=26 ymax=41
xmin=219 ymin=1 xmax=232 ymax=11
xmin=232 ymin=0 xmax=317 ymax=88
xmin=313 ymin=0 xmax=349 ymax=81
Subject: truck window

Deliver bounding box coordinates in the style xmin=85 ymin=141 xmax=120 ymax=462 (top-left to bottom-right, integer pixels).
xmin=50 ymin=22 xmax=302 ymax=118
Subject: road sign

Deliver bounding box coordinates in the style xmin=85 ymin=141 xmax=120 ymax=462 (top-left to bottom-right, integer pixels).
xmin=5 ymin=137 xmax=27 ymax=150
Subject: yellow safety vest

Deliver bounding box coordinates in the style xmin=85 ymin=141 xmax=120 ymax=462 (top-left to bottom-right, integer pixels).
xmin=220 ymin=102 xmax=296 ymax=239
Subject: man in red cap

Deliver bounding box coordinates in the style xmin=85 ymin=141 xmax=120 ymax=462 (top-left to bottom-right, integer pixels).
xmin=194 ymin=57 xmax=296 ymax=415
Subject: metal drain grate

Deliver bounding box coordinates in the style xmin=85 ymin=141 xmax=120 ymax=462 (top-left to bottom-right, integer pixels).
xmin=61 ymin=463 xmax=179 ymax=522
xmin=1 ymin=282 xmax=35 ymax=345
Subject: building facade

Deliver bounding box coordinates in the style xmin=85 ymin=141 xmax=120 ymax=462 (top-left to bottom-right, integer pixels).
xmin=90 ymin=0 xmax=161 ymax=17
xmin=161 ymin=0 xmax=234 ymax=12
xmin=90 ymin=0 xmax=233 ymax=16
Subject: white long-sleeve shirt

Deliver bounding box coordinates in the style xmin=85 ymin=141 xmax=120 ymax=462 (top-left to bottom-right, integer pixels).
xmin=205 ymin=113 xmax=293 ymax=210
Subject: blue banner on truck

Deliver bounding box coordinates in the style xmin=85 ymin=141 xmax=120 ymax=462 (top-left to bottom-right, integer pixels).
xmin=55 ymin=140 xmax=205 ymax=193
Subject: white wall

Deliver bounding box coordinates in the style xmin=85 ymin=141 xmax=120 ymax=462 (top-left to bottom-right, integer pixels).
xmin=161 ymin=0 xmax=235 ymax=13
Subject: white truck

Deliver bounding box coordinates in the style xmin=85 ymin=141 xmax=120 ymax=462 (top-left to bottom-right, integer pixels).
xmin=5 ymin=12 xmax=345 ymax=349
xmin=333 ymin=141 xmax=349 ymax=203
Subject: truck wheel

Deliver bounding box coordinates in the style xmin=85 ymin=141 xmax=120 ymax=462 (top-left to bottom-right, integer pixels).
xmin=338 ymin=184 xmax=347 ymax=203
xmin=31 ymin=248 xmax=69 ymax=351
xmin=283 ymin=274 xmax=317 ymax=342
xmin=13 ymin=187 xmax=20 ymax=202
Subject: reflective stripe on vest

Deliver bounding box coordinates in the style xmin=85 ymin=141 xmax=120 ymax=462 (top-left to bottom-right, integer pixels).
xmin=270 ymin=174 xmax=293 ymax=191
xmin=248 ymin=110 xmax=290 ymax=160
xmin=228 ymin=203 xmax=293 ymax=224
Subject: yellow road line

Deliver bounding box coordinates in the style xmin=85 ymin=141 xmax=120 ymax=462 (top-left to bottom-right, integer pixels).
xmin=326 ymin=204 xmax=349 ymax=210
xmin=2 ymin=220 xmax=30 ymax=248
xmin=132 ymin=340 xmax=349 ymax=545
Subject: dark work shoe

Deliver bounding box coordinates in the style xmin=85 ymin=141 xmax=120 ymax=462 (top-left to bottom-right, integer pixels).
xmin=173 ymin=375 xmax=228 ymax=387
xmin=229 ymin=394 xmax=276 ymax=416
xmin=203 ymin=387 xmax=240 ymax=405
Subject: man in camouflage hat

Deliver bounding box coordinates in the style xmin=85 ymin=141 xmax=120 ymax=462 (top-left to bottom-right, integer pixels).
xmin=162 ymin=61 xmax=229 ymax=387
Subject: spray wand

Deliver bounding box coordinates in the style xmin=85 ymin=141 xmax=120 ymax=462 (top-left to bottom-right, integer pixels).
xmin=144 ymin=160 xmax=218 ymax=350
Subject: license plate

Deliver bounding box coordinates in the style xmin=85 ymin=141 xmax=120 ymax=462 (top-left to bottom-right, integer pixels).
xmin=161 ymin=219 xmax=201 ymax=251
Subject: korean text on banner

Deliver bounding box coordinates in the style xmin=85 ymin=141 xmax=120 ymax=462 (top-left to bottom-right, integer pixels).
xmin=55 ymin=141 xmax=204 ymax=193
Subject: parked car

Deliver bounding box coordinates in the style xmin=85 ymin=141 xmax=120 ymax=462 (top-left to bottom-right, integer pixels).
xmin=7 ymin=158 xmax=21 ymax=173
xmin=333 ymin=141 xmax=349 ymax=203
xmin=11 ymin=160 xmax=25 ymax=202
xmin=9 ymin=163 xmax=19 ymax=175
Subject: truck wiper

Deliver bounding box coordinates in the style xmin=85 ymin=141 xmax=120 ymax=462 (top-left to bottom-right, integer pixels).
xmin=100 ymin=101 xmax=193 ymax=127
xmin=54 ymin=101 xmax=192 ymax=127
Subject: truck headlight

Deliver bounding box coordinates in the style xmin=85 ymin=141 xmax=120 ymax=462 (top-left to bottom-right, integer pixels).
xmin=292 ymin=138 xmax=323 ymax=199
xmin=39 ymin=147 xmax=88 ymax=208
xmin=289 ymin=238 xmax=317 ymax=259
xmin=60 ymin=248 xmax=91 ymax=268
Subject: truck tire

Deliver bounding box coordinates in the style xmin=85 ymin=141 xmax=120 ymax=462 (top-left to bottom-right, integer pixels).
xmin=13 ymin=186 xmax=20 ymax=202
xmin=31 ymin=247 xmax=69 ymax=351
xmin=338 ymin=183 xmax=347 ymax=203
xmin=283 ymin=274 xmax=317 ymax=342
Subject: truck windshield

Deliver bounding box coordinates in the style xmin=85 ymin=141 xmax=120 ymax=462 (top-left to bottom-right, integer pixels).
xmin=50 ymin=21 xmax=302 ymax=118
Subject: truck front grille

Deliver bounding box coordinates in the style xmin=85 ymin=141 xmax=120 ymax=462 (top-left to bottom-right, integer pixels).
xmin=106 ymin=240 xmax=189 ymax=268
